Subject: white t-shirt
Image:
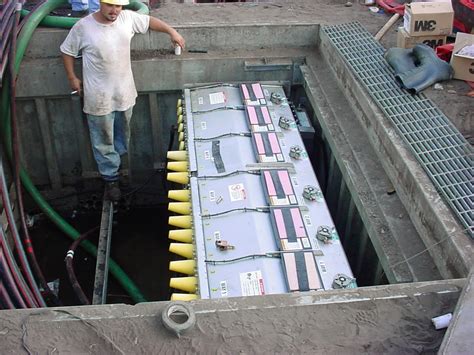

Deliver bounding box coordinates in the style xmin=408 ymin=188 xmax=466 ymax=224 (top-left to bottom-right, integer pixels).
xmin=60 ymin=10 xmax=149 ymax=116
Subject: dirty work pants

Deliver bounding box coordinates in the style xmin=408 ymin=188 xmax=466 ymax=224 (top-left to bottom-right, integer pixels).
xmin=86 ymin=108 xmax=133 ymax=182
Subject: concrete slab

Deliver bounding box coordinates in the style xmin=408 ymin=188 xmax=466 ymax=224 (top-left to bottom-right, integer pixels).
xmin=0 ymin=279 xmax=464 ymax=353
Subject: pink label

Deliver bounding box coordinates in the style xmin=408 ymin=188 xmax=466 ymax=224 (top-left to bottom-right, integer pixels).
xmin=261 ymin=107 xmax=272 ymax=124
xmin=247 ymin=106 xmax=258 ymax=125
xmin=304 ymin=252 xmax=322 ymax=290
xmin=241 ymin=84 xmax=250 ymax=100
xmin=274 ymin=209 xmax=287 ymax=239
xmin=264 ymin=171 xmax=276 ymax=196
xmin=290 ymin=208 xmax=306 ymax=238
xmin=268 ymin=133 xmax=281 ymax=154
xmin=254 ymin=133 xmax=265 ymax=155
xmin=251 ymin=83 xmax=264 ymax=99
xmin=277 ymin=170 xmax=293 ymax=195
xmin=283 ymin=253 xmax=299 ymax=291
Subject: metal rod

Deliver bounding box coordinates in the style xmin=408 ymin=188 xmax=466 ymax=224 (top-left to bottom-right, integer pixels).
xmin=92 ymin=198 xmax=114 ymax=305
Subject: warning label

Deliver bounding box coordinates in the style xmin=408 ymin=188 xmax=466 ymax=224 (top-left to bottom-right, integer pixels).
xmin=240 ymin=270 xmax=265 ymax=296
xmin=228 ymin=183 xmax=246 ymax=202
xmin=209 ymin=92 xmax=225 ymax=105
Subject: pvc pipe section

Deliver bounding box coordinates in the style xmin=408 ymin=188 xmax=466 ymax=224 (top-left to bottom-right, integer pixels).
xmin=0 ymin=0 xmax=146 ymax=304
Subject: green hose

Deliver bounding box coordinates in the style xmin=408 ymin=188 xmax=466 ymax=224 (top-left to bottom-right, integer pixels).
xmin=1 ymin=0 xmax=147 ymax=303
xmin=20 ymin=0 xmax=149 ymax=28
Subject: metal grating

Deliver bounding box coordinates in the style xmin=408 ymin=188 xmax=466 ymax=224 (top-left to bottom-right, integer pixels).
xmin=322 ymin=22 xmax=473 ymax=238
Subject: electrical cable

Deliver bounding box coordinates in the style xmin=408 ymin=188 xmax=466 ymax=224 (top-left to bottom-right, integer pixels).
xmin=205 ymin=252 xmax=282 ymax=265
xmin=0 ymin=248 xmax=27 ymax=309
xmin=65 ymin=226 xmax=99 ymax=305
xmin=198 ymin=169 xmax=261 ymax=180
xmin=0 ymin=281 xmax=15 ymax=309
xmin=192 ymin=106 xmax=244 ymax=114
xmin=0 ymin=152 xmax=45 ymax=307
xmin=193 ymin=132 xmax=251 ymax=141
xmin=8 ymin=1 xmax=58 ymax=307
xmin=201 ymin=207 xmax=270 ymax=219
xmin=0 ymin=229 xmax=35 ymax=308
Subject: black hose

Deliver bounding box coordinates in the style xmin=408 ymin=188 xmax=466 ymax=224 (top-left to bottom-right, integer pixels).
xmin=65 ymin=226 xmax=99 ymax=305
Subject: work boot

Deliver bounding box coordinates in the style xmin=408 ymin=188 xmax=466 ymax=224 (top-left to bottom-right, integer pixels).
xmin=105 ymin=181 xmax=121 ymax=202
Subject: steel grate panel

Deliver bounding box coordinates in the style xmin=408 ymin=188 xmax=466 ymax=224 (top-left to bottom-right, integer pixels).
xmin=322 ymin=22 xmax=474 ymax=238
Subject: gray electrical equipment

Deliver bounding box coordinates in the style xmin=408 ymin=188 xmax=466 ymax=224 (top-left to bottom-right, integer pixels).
xmin=177 ymin=83 xmax=354 ymax=299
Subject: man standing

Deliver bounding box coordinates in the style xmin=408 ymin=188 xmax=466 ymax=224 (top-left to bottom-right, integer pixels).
xmin=61 ymin=0 xmax=185 ymax=201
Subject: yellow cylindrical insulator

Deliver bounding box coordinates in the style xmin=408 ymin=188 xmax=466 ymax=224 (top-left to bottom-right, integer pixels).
xmin=169 ymin=243 xmax=194 ymax=258
xmin=177 ymin=114 xmax=184 ymax=124
xmin=177 ymin=106 xmax=183 ymax=116
xmin=170 ymin=277 xmax=197 ymax=293
xmin=178 ymin=123 xmax=184 ymax=132
xmin=168 ymin=202 xmax=191 ymax=215
xmin=167 ymin=150 xmax=187 ymax=161
xmin=169 ymin=215 xmax=192 ymax=229
xmin=170 ymin=260 xmax=196 ymax=275
xmin=167 ymin=172 xmax=189 ymax=184
xmin=167 ymin=161 xmax=188 ymax=172
xmin=178 ymin=132 xmax=185 ymax=141
xmin=168 ymin=190 xmax=190 ymax=202
xmin=171 ymin=293 xmax=198 ymax=301
xmin=179 ymin=141 xmax=186 ymax=151
xmin=169 ymin=229 xmax=193 ymax=243
xmin=177 ymin=99 xmax=182 ymax=108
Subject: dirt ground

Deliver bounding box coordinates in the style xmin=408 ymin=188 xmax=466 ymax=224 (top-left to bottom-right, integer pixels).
xmin=152 ymin=0 xmax=473 ymax=143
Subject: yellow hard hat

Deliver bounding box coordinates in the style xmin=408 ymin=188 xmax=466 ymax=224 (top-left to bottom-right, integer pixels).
xmin=101 ymin=0 xmax=129 ymax=5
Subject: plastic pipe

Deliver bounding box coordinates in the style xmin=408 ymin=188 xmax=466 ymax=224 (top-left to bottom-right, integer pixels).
xmin=0 ymin=0 xmax=146 ymax=303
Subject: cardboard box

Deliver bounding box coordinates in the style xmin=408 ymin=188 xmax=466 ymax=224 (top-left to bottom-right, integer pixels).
xmin=450 ymin=32 xmax=474 ymax=81
xmin=397 ymin=27 xmax=447 ymax=48
xmin=403 ymin=2 xmax=454 ymax=37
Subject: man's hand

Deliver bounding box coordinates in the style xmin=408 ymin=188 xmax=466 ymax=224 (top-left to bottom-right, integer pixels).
xmin=170 ymin=30 xmax=185 ymax=50
xmin=69 ymin=76 xmax=83 ymax=96
xmin=62 ymin=54 xmax=82 ymax=96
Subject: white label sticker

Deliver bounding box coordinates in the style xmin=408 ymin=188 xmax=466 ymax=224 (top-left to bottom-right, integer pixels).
xmin=292 ymin=177 xmax=299 ymax=186
xmin=214 ymin=230 xmax=221 ymax=241
xmin=304 ymin=215 xmax=312 ymax=226
xmin=209 ymin=190 xmax=216 ymax=202
xmin=263 ymin=89 xmax=270 ymax=96
xmin=201 ymin=121 xmax=207 ymax=130
xmin=209 ymin=92 xmax=225 ymax=105
xmin=198 ymin=97 xmax=204 ymax=105
xmin=220 ymin=281 xmax=228 ymax=297
xmin=228 ymin=183 xmax=246 ymax=202
xmin=204 ymin=150 xmax=211 ymax=160
xmin=240 ymin=270 xmax=265 ymax=296
xmin=319 ymin=260 xmax=327 ymax=273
